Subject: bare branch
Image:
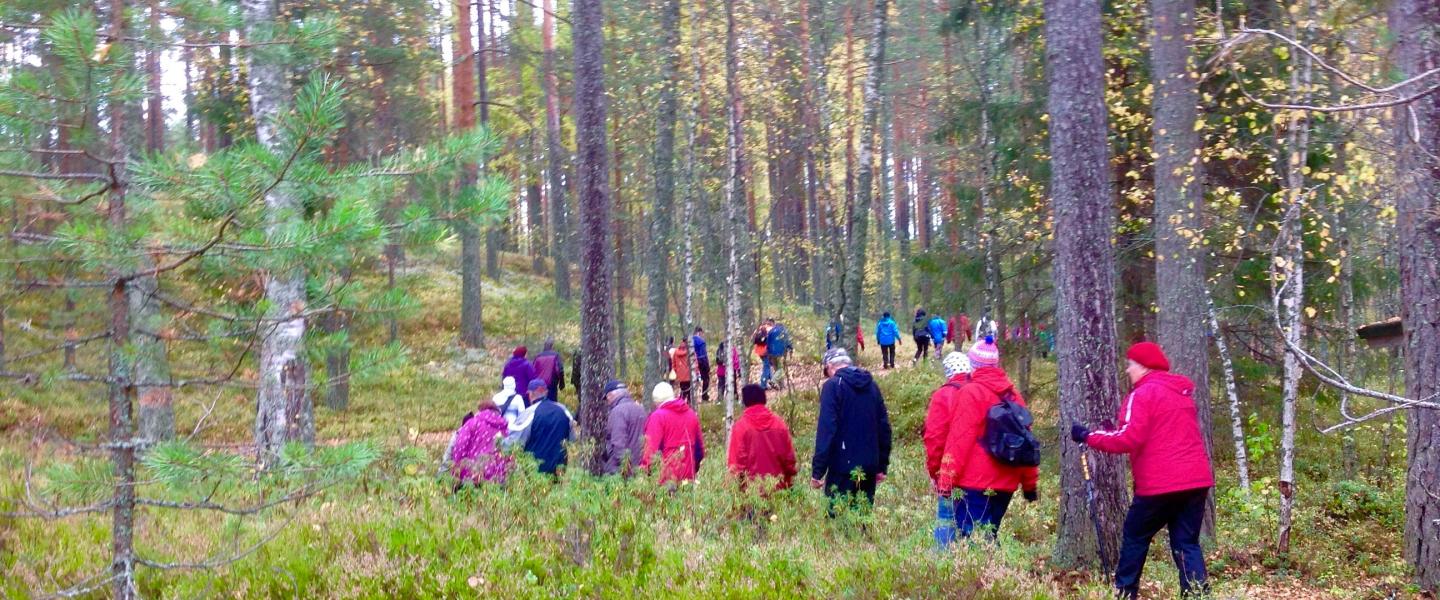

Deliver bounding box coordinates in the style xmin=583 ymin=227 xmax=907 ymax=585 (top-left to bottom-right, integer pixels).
xmin=0 ymin=169 xmax=109 ymax=182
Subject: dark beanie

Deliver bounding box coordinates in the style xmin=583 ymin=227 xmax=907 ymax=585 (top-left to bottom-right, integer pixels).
xmin=741 ymin=384 xmax=766 ymax=407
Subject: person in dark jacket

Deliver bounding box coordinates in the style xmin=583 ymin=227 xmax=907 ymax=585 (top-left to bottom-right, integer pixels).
xmin=911 ymin=309 xmax=932 ymax=365
xmin=875 ymin=312 xmax=900 ymax=369
xmin=518 ymin=379 xmax=575 ymax=476
xmin=728 ymin=384 xmax=798 ymax=493
xmin=692 ymin=327 xmax=711 ymax=403
xmin=601 ymin=379 xmax=647 ymax=476
xmin=1072 ymin=342 xmax=1215 ymax=600
xmin=501 ymin=346 xmax=536 ymax=393
xmin=811 ymin=348 xmax=892 ymax=515
xmin=532 ymin=338 xmax=565 ymax=402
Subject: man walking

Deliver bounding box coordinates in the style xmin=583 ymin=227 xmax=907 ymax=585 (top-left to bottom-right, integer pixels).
xmin=692 ymin=327 xmax=711 ymax=403
xmin=642 ymin=382 xmax=705 ymax=483
xmin=601 ymin=379 xmax=648 ymax=477
xmin=875 ymin=312 xmax=900 ymax=369
xmin=928 ymin=313 xmax=949 ymax=357
xmin=532 ymin=338 xmax=565 ymax=402
xmin=1072 ymin=341 xmax=1214 ymax=600
xmin=727 ymin=384 xmax=798 ymax=493
xmin=516 ymin=379 xmax=576 ymax=476
xmin=912 ymin=309 xmax=933 ymax=365
xmin=811 ymin=348 xmax=892 ymax=515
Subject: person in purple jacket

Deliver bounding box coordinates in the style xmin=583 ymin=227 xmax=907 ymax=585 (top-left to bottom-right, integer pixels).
xmin=448 ymin=399 xmax=512 ymax=488
xmin=501 ymin=346 xmax=535 ymax=393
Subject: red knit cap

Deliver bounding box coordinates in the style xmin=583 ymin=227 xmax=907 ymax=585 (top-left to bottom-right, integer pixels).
xmin=513 ymin=346 xmax=527 ymax=358
xmin=1126 ymin=342 xmax=1170 ymax=371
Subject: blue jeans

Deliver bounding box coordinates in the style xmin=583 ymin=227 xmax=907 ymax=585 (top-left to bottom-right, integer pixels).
xmin=761 ymin=356 xmax=773 ymax=386
xmin=954 ymin=488 xmax=1014 ymax=540
xmin=1116 ymin=487 xmax=1210 ymax=599
xmin=934 ymin=495 xmax=958 ymax=550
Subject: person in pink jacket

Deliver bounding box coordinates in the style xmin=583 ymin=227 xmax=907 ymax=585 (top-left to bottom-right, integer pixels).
xmin=1071 ymin=341 xmax=1214 ymax=600
xmin=641 ymin=382 xmax=705 ymax=483
xmin=448 ymin=401 xmax=513 ymax=487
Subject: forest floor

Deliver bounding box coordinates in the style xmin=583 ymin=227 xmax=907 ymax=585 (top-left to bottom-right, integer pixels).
xmin=0 ymin=252 xmax=1422 ymax=598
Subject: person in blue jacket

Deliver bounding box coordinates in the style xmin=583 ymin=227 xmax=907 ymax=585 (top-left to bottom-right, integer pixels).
xmin=875 ymin=312 xmax=900 ymax=369
xmin=811 ymin=348 xmax=893 ymax=516
xmin=514 ymin=379 xmax=576 ymax=476
xmin=927 ymin=314 xmax=949 ymax=357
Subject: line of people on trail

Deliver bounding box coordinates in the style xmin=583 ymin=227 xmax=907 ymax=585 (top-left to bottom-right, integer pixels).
xmin=446 ymin=329 xmax=1212 ymax=600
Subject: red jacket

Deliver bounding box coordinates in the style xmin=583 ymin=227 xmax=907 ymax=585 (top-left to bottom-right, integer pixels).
xmin=641 ymin=399 xmax=704 ymax=483
xmin=932 ymin=367 xmax=1039 ymax=495
xmin=727 ymin=405 xmax=798 ymax=490
xmin=923 ymin=374 xmax=970 ymax=482
xmin=1086 ymin=371 xmax=1215 ymax=496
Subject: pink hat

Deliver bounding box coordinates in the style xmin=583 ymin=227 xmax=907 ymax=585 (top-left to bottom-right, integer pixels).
xmin=968 ymin=336 xmax=1000 ymax=368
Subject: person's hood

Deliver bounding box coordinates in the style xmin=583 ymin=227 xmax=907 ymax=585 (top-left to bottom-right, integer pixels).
xmin=491 ymin=377 xmax=518 ymax=406
xmin=543 ymin=339 xmax=555 ymax=352
xmin=834 ymin=366 xmax=875 ymax=390
xmin=1139 ymin=370 xmax=1194 ymax=396
xmin=506 ymin=356 xmax=529 ymax=365
xmin=880 ymin=316 xmax=896 ymax=324
xmin=970 ymin=366 xmax=1016 ymax=395
xmin=741 ymin=404 xmax=781 ymax=430
xmin=657 ymin=397 xmax=694 ymax=415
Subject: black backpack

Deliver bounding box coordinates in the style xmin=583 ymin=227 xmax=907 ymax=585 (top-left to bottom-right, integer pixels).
xmin=982 ymin=389 xmax=1042 ymax=467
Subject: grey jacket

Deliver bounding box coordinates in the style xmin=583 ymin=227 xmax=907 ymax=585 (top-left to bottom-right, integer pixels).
xmin=603 ymin=391 xmax=649 ymax=476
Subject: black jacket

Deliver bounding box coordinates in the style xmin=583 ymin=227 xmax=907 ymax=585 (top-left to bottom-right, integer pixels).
xmin=811 ymin=367 xmax=893 ymax=482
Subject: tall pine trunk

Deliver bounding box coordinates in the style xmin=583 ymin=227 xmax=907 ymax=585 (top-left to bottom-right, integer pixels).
xmin=453 ymin=0 xmax=485 ymax=349
xmin=644 ymin=0 xmax=681 ymax=393
xmin=543 ymin=0 xmax=572 ymax=301
xmin=1045 ymin=0 xmax=1128 ymax=569
xmin=1392 ymin=0 xmax=1440 ymax=590
xmin=1149 ymin=0 xmax=1214 ymax=535
xmin=841 ymin=0 xmax=888 ymax=358
xmin=246 ymin=0 xmax=313 ymax=462
xmin=572 ymin=0 xmax=614 ymax=474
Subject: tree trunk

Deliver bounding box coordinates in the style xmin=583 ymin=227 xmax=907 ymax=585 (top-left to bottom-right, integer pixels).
xmin=723 ymin=0 xmax=747 ymax=437
xmin=104 ymin=4 xmax=138 ymax=596
xmin=1149 ymin=0 xmax=1214 ymax=536
xmin=1045 ymin=0 xmax=1128 ymax=569
xmin=1208 ymin=295 xmax=1251 ymax=492
xmin=453 ymin=0 xmax=485 ymax=348
xmin=1275 ymin=11 xmax=1312 ymax=554
xmin=841 ymin=0 xmax=888 ymax=359
xmin=145 ymin=0 xmax=163 ymax=153
xmin=572 ymin=0 xmax=614 ymax=474
xmin=1392 ymin=0 xmax=1440 ymax=590
xmin=543 ymin=0 xmax=572 ymax=301
xmin=478 ymin=0 xmax=503 ymax=282
xmin=644 ymin=0 xmax=681 ymax=394
xmin=246 ymin=0 xmax=314 ymax=461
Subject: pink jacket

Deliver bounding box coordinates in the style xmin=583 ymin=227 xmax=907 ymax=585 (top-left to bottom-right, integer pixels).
xmin=1086 ymin=371 xmax=1214 ymax=496
xmin=450 ymin=408 xmax=512 ymax=484
xmin=641 ymin=399 xmax=705 ymax=483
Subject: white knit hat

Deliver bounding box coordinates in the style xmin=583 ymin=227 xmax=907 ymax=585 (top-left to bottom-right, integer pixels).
xmin=943 ymin=352 xmax=973 ymax=378
xmin=652 ymin=381 xmax=677 ymax=405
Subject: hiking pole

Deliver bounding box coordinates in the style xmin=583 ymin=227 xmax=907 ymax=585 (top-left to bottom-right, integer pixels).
xmin=1079 ymin=445 xmax=1115 ymax=582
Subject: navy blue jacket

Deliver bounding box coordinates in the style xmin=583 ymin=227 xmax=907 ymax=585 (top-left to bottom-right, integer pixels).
xmin=811 ymin=367 xmax=893 ymax=483
xmin=524 ymin=400 xmax=574 ymax=474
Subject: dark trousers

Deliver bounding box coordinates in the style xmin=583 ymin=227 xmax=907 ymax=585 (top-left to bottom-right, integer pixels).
xmin=824 ymin=469 xmax=878 ymax=517
xmin=696 ymin=357 xmax=711 ymax=401
xmin=955 ymin=488 xmax=1014 ymax=540
xmin=677 ymin=380 xmax=693 ymax=402
xmin=912 ymin=336 xmax=931 ymax=362
xmin=1116 ymin=487 xmax=1210 ymax=600
xmin=881 ymin=344 xmax=896 ymax=368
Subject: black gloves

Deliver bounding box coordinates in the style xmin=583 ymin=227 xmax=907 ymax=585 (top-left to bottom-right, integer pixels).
xmin=1023 ymin=489 xmax=1038 ymax=503
xmin=1070 ymin=422 xmax=1091 ymax=444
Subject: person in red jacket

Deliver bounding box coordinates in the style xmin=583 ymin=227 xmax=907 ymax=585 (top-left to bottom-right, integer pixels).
xmin=924 ymin=352 xmax=973 ymax=549
xmin=932 ymin=338 xmax=1038 ymax=540
xmin=1072 ymin=341 xmax=1214 ymax=600
xmin=642 ymin=382 xmax=705 ymax=484
xmin=727 ymin=384 xmax=798 ymax=493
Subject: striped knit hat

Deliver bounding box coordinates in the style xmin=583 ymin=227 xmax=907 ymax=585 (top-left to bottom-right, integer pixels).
xmin=968 ymin=336 xmax=1000 ymax=368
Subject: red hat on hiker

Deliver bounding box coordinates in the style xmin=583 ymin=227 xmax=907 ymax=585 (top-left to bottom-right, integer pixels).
xmin=1126 ymin=341 xmax=1170 ymax=372
xmin=513 ymin=346 xmax=527 ymax=358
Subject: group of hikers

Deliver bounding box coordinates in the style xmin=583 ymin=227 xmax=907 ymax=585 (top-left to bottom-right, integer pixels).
xmin=442 ymin=317 xmax=1213 ymax=599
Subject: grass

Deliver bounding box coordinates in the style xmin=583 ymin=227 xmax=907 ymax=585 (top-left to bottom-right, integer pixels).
xmin=0 ymin=253 xmax=1418 ymax=598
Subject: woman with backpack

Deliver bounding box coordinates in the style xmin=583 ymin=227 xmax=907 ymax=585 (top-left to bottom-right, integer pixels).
xmin=924 ymin=352 xmax=974 ymax=549
xmin=932 ymin=337 xmax=1039 ymax=539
